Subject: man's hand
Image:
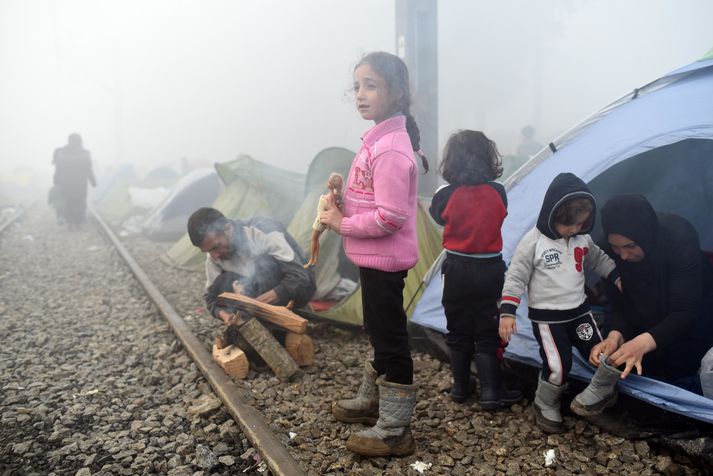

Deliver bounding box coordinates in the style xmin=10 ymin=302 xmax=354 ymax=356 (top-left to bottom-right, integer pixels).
xmin=255 ymin=289 xmax=279 ymax=304
xmin=499 ymin=316 xmax=517 ymax=343
xmin=608 ymin=332 xmax=657 ymax=379
xmin=589 ymin=331 xmax=624 ymax=366
xmin=319 ymin=202 xmax=343 ymax=234
xmin=217 ymin=309 xmax=235 ymax=326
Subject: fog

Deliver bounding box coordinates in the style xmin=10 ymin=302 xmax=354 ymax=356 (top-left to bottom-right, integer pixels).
xmin=1 ymin=0 xmax=712 ymax=194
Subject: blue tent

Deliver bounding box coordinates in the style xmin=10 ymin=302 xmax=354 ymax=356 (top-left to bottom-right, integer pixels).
xmin=411 ymin=53 xmax=713 ymax=424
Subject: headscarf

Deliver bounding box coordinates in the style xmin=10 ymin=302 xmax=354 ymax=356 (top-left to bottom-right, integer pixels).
xmin=600 ymin=194 xmax=660 ymax=319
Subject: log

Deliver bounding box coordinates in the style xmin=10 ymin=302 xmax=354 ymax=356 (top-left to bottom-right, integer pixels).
xmin=217 ymin=292 xmax=308 ymax=334
xmin=238 ymin=317 xmax=298 ymax=381
xmin=284 ymin=332 xmax=314 ymax=367
xmin=212 ymin=338 xmax=249 ymax=379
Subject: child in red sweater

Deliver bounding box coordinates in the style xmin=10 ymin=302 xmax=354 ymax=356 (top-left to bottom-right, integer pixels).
xmin=430 ymin=130 xmax=522 ymax=409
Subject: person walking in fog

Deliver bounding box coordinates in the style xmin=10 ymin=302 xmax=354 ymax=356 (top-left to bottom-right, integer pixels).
xmin=321 ymin=51 xmax=429 ymax=457
xmin=52 ymin=133 xmax=96 ymax=228
xmin=429 ymin=130 xmax=522 ymax=409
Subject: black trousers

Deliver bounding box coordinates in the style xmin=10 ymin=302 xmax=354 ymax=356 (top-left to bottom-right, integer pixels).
xmin=360 ymin=267 xmax=412 ymax=385
xmin=441 ymin=254 xmax=505 ymax=355
xmin=532 ymin=312 xmax=603 ymax=386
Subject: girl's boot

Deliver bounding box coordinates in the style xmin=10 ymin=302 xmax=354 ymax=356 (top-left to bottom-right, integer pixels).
xmin=534 ymin=376 xmax=567 ymax=433
xmin=331 ymin=360 xmax=379 ymax=425
xmin=570 ymin=357 xmax=621 ymax=416
xmin=346 ymin=377 xmax=417 ymax=457
xmin=473 ymin=353 xmax=523 ymax=410
xmin=449 ymin=349 xmax=473 ymax=403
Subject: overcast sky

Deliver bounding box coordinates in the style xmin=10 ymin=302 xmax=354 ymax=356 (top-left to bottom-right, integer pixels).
xmin=1 ymin=0 xmax=712 ymax=186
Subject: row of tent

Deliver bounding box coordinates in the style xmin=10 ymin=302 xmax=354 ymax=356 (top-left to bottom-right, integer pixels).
xmin=92 ymin=49 xmax=713 ymax=427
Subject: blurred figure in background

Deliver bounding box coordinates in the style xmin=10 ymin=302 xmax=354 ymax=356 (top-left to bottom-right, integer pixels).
xmin=516 ymin=125 xmax=544 ymax=162
xmin=52 ymin=133 xmax=96 ymax=228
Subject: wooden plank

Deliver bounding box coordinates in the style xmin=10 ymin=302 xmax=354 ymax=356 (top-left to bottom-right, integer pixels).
xmin=238 ymin=318 xmax=298 ymax=381
xmin=218 ymin=292 xmax=308 ymax=334
xmin=284 ymin=332 xmax=314 ymax=367
xmin=212 ymin=342 xmax=250 ymax=379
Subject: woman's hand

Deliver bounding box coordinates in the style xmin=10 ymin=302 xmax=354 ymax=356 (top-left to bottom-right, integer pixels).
xmin=499 ymin=317 xmax=517 ymax=343
xmin=608 ymin=332 xmax=657 ymax=379
xmin=589 ymin=331 xmax=624 ymax=366
xmin=320 ymin=202 xmax=343 ymax=234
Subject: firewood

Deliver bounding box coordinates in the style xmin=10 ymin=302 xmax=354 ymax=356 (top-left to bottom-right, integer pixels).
xmin=217 ymin=292 xmax=308 ymax=334
xmin=212 ymin=342 xmax=249 ymax=380
xmin=284 ymin=332 xmax=314 ymax=367
xmin=237 ymin=317 xmax=298 ymax=380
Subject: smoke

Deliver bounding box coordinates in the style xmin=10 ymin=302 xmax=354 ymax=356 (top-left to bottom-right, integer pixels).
xmin=1 ymin=0 xmax=712 ymax=199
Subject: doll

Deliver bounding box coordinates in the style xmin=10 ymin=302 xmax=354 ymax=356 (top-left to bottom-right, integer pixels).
xmin=304 ymin=172 xmax=343 ymax=268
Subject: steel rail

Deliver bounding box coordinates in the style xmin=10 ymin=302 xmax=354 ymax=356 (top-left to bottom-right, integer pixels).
xmin=0 ymin=204 xmax=28 ymax=235
xmin=90 ymin=205 xmax=305 ymax=476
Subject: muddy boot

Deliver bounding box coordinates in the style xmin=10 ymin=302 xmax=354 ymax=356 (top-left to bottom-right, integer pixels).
xmin=332 ymin=360 xmax=379 ymax=425
xmin=570 ymin=357 xmax=621 ymax=416
xmin=346 ymin=377 xmax=417 ymax=457
xmin=449 ymin=349 xmax=473 ymax=403
xmin=534 ymin=376 xmax=567 ymax=433
xmin=474 ymin=353 xmax=523 ymax=410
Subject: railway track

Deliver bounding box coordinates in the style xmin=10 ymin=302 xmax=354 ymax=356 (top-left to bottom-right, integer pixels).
xmin=2 ymin=202 xmax=708 ymax=475
xmin=90 ymin=205 xmax=304 ymax=476
xmin=0 ymin=205 xmax=27 ymax=235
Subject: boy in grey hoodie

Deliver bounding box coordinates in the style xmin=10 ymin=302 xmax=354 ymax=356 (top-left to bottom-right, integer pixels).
xmin=498 ymin=172 xmax=621 ymax=433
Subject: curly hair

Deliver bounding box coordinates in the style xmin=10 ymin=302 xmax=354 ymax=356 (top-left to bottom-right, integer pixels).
xmin=439 ymin=130 xmax=503 ymax=185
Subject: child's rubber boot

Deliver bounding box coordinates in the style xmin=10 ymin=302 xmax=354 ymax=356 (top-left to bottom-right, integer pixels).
xmin=331 ymin=360 xmax=379 ymax=425
xmin=534 ymin=376 xmax=567 ymax=433
xmin=346 ymin=377 xmax=417 ymax=457
xmin=449 ymin=349 xmax=474 ymax=403
xmin=570 ymin=357 xmax=621 ymax=416
xmin=474 ymin=353 xmax=523 ymax=410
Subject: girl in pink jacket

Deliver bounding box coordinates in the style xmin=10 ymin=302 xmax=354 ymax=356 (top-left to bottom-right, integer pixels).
xmin=320 ymin=52 xmax=428 ymax=457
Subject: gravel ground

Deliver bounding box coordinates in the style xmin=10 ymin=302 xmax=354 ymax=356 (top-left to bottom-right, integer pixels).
xmin=1 ymin=204 xmax=705 ymax=475
xmin=116 ymin=211 xmax=706 ymax=476
xmin=0 ymin=206 xmax=257 ymax=475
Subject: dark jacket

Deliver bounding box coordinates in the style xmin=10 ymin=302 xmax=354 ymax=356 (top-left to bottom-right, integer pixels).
xmin=601 ymin=194 xmax=713 ymax=381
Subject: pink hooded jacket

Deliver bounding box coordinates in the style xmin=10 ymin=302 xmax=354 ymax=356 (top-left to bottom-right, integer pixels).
xmin=339 ymin=115 xmax=419 ymax=272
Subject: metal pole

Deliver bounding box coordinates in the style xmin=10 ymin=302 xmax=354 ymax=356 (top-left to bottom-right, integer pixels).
xmin=395 ymin=0 xmax=438 ymax=196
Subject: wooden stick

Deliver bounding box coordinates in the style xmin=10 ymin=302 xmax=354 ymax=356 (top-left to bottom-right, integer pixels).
xmin=218 ymin=292 xmax=308 ymax=334
xmin=238 ymin=318 xmax=298 ymax=381
xmin=284 ymin=332 xmax=314 ymax=367
xmin=212 ymin=341 xmax=249 ymax=380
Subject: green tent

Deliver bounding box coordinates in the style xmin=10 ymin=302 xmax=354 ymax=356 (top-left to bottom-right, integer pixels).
xmin=301 ymin=198 xmax=442 ymax=326
xmin=161 ymin=154 xmax=305 ymax=269
xmin=94 ymin=165 xmax=181 ymax=226
xmin=287 ymin=147 xmax=356 ymax=300
xmin=161 ymin=148 xmax=443 ymax=327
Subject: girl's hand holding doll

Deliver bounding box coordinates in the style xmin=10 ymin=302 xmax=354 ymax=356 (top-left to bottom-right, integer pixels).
xmin=319 ymin=202 xmax=343 ymax=234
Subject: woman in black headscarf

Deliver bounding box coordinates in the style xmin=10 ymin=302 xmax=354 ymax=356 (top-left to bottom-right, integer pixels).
xmin=589 ymin=194 xmax=713 ymax=393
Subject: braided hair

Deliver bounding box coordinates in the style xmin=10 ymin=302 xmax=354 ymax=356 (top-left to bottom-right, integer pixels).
xmin=355 ymin=52 xmax=429 ymax=173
